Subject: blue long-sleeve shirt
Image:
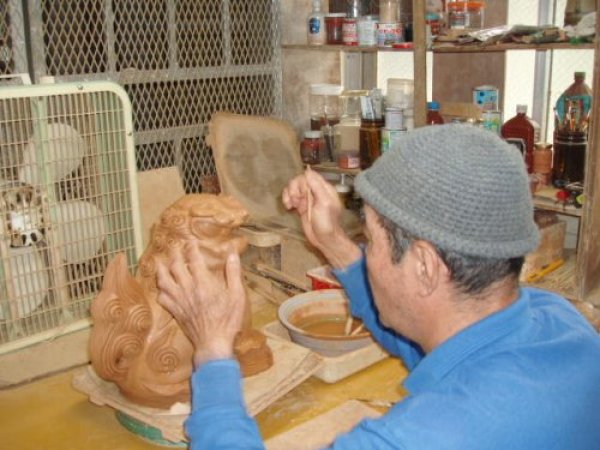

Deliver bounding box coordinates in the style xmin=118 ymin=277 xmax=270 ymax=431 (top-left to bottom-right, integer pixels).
xmin=187 ymin=256 xmax=600 ymax=449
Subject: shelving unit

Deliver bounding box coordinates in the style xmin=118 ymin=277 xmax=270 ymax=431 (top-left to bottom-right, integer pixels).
xmin=281 ymin=1 xmax=600 ymax=305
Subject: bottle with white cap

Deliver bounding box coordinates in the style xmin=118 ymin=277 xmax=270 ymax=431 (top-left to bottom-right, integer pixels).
xmin=307 ymin=0 xmax=326 ymax=45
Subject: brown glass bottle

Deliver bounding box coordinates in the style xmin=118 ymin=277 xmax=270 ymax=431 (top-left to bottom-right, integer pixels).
xmin=359 ymin=118 xmax=384 ymax=169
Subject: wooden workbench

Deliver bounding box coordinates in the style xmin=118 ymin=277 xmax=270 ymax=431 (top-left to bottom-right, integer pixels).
xmin=0 ymin=288 xmax=409 ymax=450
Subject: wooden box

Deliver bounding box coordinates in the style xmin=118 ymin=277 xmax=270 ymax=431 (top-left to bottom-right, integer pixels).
xmin=521 ymin=217 xmax=566 ymax=282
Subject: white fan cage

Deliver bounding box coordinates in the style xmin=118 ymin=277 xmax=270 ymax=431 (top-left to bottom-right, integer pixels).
xmin=0 ymin=81 xmax=142 ymax=351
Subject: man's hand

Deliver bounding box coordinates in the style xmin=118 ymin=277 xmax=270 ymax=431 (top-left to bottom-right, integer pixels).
xmin=156 ymin=245 xmax=246 ymax=368
xmin=282 ymin=169 xmax=361 ymax=268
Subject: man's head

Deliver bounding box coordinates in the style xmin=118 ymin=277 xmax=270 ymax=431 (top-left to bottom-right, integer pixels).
xmin=355 ymin=125 xmax=539 ymax=347
xmin=356 ymin=124 xmax=539 ymax=261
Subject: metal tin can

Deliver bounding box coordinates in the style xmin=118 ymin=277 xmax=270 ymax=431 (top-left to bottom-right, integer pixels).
xmin=482 ymin=110 xmax=502 ymax=134
xmin=473 ymin=85 xmax=499 ymax=111
xmin=377 ymin=23 xmax=403 ymax=47
xmin=338 ymin=151 xmax=360 ymax=169
xmin=342 ymin=18 xmax=358 ymax=46
xmin=381 ymin=128 xmax=407 ymax=154
xmin=384 ymin=107 xmax=404 ymax=130
xmin=358 ymin=15 xmax=378 ymax=46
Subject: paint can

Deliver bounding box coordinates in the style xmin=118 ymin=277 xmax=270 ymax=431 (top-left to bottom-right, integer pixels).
xmin=377 ymin=23 xmax=403 ymax=47
xmin=473 ymin=85 xmax=499 ymax=111
xmin=342 ymin=18 xmax=359 ymax=46
xmin=357 ymin=15 xmax=378 ymax=46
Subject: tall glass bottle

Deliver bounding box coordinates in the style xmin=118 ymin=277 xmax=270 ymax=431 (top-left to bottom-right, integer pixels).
xmin=501 ymin=105 xmax=540 ymax=173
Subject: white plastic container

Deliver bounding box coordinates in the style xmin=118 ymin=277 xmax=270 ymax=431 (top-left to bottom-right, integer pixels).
xmin=307 ymin=0 xmax=326 ymax=45
xmin=385 ymin=78 xmax=414 ymax=109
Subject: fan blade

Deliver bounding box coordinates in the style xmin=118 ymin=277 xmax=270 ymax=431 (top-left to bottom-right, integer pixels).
xmin=50 ymin=200 xmax=107 ymax=264
xmin=0 ymin=246 xmax=48 ymax=320
xmin=18 ymin=123 xmax=86 ymax=186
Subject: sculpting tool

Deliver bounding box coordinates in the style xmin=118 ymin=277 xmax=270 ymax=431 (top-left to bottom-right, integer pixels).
xmin=344 ymin=315 xmax=353 ymax=335
xmin=525 ymin=259 xmax=565 ymax=283
xmin=305 ymin=165 xmax=313 ymax=224
xmin=349 ymin=323 xmax=365 ymax=336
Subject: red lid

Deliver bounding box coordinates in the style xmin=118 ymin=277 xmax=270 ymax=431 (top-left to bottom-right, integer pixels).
xmin=392 ymin=42 xmax=413 ymax=49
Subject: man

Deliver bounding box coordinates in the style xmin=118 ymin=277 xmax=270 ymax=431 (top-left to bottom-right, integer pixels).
xmin=157 ymin=125 xmax=600 ymax=449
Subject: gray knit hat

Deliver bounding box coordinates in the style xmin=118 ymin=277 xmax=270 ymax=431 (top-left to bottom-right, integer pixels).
xmin=355 ymin=124 xmax=539 ymax=258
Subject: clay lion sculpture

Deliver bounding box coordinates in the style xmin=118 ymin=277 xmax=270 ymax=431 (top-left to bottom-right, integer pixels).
xmin=89 ymin=194 xmax=273 ymax=408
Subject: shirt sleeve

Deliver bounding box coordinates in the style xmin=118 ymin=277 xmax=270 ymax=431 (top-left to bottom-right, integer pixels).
xmin=332 ymin=255 xmax=423 ymax=370
xmin=185 ymin=359 xmax=265 ymax=450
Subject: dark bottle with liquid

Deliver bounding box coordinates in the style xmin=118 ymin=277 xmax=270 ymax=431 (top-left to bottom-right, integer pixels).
xmin=426 ymin=101 xmax=444 ymax=125
xmin=501 ymin=104 xmax=540 ymax=173
xmin=359 ymin=118 xmax=384 ymax=169
xmin=553 ymin=131 xmax=587 ymax=185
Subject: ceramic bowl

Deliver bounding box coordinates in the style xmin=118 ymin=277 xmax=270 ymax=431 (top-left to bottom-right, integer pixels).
xmin=278 ymin=289 xmax=373 ymax=357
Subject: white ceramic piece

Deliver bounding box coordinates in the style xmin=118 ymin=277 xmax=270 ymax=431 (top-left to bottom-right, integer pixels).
xmin=0 ymin=246 xmax=48 ymax=320
xmin=51 ymin=200 xmax=107 ymax=263
xmin=18 ymin=123 xmax=86 ymax=186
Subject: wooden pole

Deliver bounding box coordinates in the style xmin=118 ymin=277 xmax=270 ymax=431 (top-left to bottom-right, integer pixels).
xmin=576 ymin=6 xmax=600 ymax=303
xmin=412 ymin=0 xmax=427 ymax=128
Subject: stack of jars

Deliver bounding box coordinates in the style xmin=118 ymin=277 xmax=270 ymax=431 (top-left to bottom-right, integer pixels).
xmin=308 ymin=0 xmax=408 ymax=48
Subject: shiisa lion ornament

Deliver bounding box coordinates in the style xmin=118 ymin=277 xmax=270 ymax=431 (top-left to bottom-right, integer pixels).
xmin=89 ymin=194 xmax=273 ymax=408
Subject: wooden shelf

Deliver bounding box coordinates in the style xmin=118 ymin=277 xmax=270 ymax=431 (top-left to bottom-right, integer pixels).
xmin=432 ymin=41 xmax=594 ymax=53
xmin=533 ymin=186 xmax=583 ymax=218
xmin=283 ymin=42 xmax=594 ymax=54
xmin=282 ymin=44 xmax=412 ymax=53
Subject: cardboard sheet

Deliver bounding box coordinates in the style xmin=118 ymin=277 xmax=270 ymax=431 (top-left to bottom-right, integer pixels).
xmin=72 ymin=336 xmax=322 ymax=443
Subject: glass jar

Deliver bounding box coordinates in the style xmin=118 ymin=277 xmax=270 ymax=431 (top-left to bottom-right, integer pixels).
xmin=301 ymin=130 xmax=322 ymax=165
xmin=359 ymin=118 xmax=384 ymax=169
xmin=553 ymin=131 xmax=587 ymax=186
xmin=447 ymin=1 xmax=484 ymax=30
xmin=379 ymin=0 xmax=400 ymax=23
xmin=310 ymin=84 xmax=342 ymax=131
xmin=325 ymin=13 xmax=346 ymax=45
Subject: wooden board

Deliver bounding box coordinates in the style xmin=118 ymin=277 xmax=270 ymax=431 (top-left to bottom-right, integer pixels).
xmin=265 ymin=400 xmax=381 ymax=450
xmin=262 ymin=321 xmax=388 ymax=384
xmin=72 ymin=336 xmax=323 ymax=443
xmin=136 ymin=167 xmax=185 ymax=247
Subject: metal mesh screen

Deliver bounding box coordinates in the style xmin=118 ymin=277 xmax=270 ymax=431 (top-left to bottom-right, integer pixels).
xmin=0 ymin=82 xmax=140 ymax=345
xmin=0 ymin=0 xmax=27 ymax=76
xmin=26 ymin=0 xmax=282 ymax=193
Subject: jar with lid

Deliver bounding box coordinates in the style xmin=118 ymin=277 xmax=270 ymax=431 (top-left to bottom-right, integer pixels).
xmin=447 ymin=1 xmax=485 ymax=30
xmin=301 ymin=130 xmax=322 ymax=165
xmin=358 ymin=15 xmax=378 ymax=46
xmin=310 ymin=84 xmax=342 ymax=131
xmin=325 ymin=13 xmax=346 ymax=45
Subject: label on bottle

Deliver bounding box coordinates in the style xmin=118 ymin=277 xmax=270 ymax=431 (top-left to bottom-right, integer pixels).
xmin=309 ymin=17 xmax=321 ymax=34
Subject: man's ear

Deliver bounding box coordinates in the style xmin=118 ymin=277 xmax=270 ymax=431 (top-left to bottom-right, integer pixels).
xmin=411 ymin=241 xmax=445 ymax=296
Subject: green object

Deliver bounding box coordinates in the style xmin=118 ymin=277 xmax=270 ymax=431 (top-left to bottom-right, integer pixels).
xmin=115 ymin=411 xmax=187 ymax=448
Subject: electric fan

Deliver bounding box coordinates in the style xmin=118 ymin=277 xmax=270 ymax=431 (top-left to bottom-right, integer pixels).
xmin=0 ymin=81 xmax=142 ymax=350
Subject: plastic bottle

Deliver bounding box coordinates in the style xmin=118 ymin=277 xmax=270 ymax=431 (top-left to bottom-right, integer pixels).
xmin=426 ymin=101 xmax=444 ymax=125
xmin=501 ymin=105 xmax=540 ymax=173
xmin=555 ymin=72 xmax=592 ymax=134
xmin=307 ymin=0 xmax=326 ymax=46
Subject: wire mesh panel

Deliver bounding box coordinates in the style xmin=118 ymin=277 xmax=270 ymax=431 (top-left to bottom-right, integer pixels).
xmin=0 ymin=0 xmax=27 ymax=76
xmin=0 ymin=82 xmax=141 ymax=347
xmin=26 ymin=0 xmax=282 ymax=193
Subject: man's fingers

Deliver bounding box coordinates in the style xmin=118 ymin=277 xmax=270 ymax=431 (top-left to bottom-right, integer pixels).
xmin=156 ymin=261 xmax=181 ymax=301
xmin=225 ymin=252 xmax=245 ymax=308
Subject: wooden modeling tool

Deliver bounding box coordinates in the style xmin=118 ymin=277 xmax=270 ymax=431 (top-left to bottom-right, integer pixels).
xmin=350 ymin=323 xmax=365 ymax=336
xmin=525 ymin=259 xmax=565 ymax=283
xmin=344 ymin=315 xmax=353 ymax=335
xmin=305 ymin=165 xmax=313 ymax=224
